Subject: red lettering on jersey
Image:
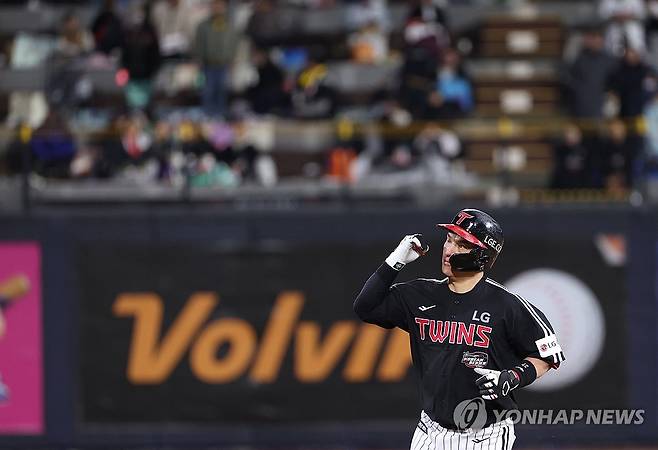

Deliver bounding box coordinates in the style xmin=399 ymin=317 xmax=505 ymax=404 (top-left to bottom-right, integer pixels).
xmin=449 ymin=321 xmax=458 ymax=344
xmin=456 ymin=323 xmax=476 ymax=346
xmin=415 ymin=318 xmax=430 ymax=340
xmin=429 ymin=320 xmax=450 ymax=343
xmin=455 ymin=211 xmax=474 ymax=226
xmin=474 ymin=325 xmax=492 ymax=348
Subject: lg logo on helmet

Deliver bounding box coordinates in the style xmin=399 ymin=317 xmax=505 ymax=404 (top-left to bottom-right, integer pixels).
xmin=483 ymin=236 xmax=502 ymax=252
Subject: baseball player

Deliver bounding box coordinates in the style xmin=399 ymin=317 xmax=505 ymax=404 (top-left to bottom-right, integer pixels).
xmin=354 ymin=209 xmax=565 ymax=449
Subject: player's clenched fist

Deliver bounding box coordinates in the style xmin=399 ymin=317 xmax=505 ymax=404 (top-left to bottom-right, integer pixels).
xmin=474 ymin=359 xmax=538 ymax=400
xmin=474 ymin=368 xmax=520 ymax=400
xmin=385 ymin=234 xmax=430 ymax=271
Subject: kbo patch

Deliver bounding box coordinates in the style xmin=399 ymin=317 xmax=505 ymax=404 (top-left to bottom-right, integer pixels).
xmin=461 ymin=351 xmax=488 ymax=368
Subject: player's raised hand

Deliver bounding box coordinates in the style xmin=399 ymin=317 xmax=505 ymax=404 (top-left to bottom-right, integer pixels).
xmin=474 ymin=368 xmax=520 ymax=400
xmin=385 ymin=234 xmax=430 ymax=271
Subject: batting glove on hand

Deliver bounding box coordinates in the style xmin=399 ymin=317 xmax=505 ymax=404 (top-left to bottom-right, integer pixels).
xmin=474 ymin=368 xmax=520 ymax=400
xmin=385 ymin=234 xmax=429 ymax=271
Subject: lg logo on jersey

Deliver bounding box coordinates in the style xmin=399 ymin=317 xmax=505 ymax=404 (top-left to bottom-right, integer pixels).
xmin=471 ymin=310 xmax=490 ymax=323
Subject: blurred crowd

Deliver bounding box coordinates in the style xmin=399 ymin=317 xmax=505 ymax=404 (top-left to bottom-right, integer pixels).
xmin=1 ymin=0 xmax=473 ymax=189
xmin=1 ymin=0 xmax=658 ymax=195
xmin=557 ymin=0 xmax=658 ymax=192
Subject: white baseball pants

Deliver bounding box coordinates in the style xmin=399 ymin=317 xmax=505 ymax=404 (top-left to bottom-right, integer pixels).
xmin=410 ymin=411 xmax=516 ymax=450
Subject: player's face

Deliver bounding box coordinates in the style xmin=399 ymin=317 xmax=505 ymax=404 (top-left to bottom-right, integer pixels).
xmin=441 ymin=232 xmax=477 ymax=277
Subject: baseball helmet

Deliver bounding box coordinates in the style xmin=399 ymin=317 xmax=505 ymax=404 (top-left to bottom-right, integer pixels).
xmin=436 ymin=208 xmax=504 ymax=271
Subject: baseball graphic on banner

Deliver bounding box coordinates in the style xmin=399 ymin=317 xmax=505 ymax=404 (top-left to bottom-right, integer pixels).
xmin=506 ymin=268 xmax=605 ymax=391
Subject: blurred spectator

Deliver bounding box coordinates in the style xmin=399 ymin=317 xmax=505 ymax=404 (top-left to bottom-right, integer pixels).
xmin=550 ymin=124 xmax=593 ymax=188
xmin=149 ymin=120 xmax=175 ymax=180
xmin=30 ymin=111 xmax=76 ymax=178
xmin=352 ymin=98 xmax=472 ymax=187
xmin=408 ymin=0 xmax=448 ymax=29
xmin=413 ymin=124 xmax=465 ymax=182
xmin=246 ymin=47 xmax=289 ymax=115
xmin=70 ymin=145 xmax=101 ymax=179
xmin=152 ymin=0 xmax=207 ymax=58
xmin=291 ymin=58 xmax=336 ymax=119
xmin=88 ymin=114 xmax=175 ymax=182
xmin=90 ymin=116 xmax=127 ymax=179
xmin=120 ymin=113 xmax=153 ymax=162
xmin=56 ymin=11 xmax=94 ymax=58
xmin=91 ymin=0 xmax=124 ymax=56
xmin=233 ymin=122 xmax=278 ymax=187
xmin=424 ymin=48 xmax=473 ymax=119
xmin=348 ymin=20 xmax=389 ymax=64
xmin=121 ymin=3 xmax=162 ymax=112
xmin=400 ymin=0 xmax=449 ymax=117
xmin=6 ymin=33 xmax=54 ymax=127
xmin=345 ymin=0 xmax=390 ymax=32
xmin=46 ymin=12 xmax=94 ymax=112
xmin=642 ymin=90 xmax=658 ymax=175
xmin=189 ymin=153 xmax=239 ymax=187
xmin=191 ymin=120 xmax=237 ymax=187
xmin=193 ymin=0 xmax=241 ymax=118
xmin=646 ymin=0 xmax=658 ymax=51
xmin=374 ymin=99 xmax=415 ymax=172
xmin=563 ymin=26 xmax=617 ymax=118
xmin=277 ymin=47 xmax=309 ymax=74
xmin=247 ymin=0 xmax=294 ymax=48
xmin=436 ymin=48 xmax=473 ymax=114
xmin=599 ymin=0 xmax=646 ymax=55
xmin=404 ymin=0 xmax=449 ymax=64
xmin=326 ymin=119 xmax=360 ymax=183
xmin=645 ymin=0 xmax=658 ymax=71
xmin=600 ymin=119 xmax=640 ymax=190
xmin=201 ymin=120 xmax=235 ymax=160
xmin=327 ymin=145 xmax=358 ymax=183
xmin=608 ymin=46 xmax=656 ymax=118
xmin=644 ymin=92 xmax=658 ymax=151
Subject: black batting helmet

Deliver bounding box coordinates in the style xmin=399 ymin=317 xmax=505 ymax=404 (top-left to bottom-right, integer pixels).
xmin=436 ymin=208 xmax=504 ymax=271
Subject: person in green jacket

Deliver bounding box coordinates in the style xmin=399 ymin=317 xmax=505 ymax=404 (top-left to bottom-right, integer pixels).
xmin=194 ymin=0 xmax=241 ymax=118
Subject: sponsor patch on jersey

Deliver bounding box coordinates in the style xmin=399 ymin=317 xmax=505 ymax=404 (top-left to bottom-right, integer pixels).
xmin=461 ymin=351 xmax=488 ymax=368
xmin=535 ymin=334 xmax=563 ymax=358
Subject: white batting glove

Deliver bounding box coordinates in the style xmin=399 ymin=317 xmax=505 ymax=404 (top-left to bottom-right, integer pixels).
xmin=385 ymin=234 xmax=429 ymax=271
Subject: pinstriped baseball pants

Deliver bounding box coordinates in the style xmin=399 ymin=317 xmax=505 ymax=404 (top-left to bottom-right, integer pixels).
xmin=410 ymin=411 xmax=516 ymax=450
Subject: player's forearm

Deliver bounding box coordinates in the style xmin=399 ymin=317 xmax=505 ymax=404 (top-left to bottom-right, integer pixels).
xmin=353 ymin=263 xmax=399 ymax=318
xmin=525 ymin=357 xmax=551 ymax=379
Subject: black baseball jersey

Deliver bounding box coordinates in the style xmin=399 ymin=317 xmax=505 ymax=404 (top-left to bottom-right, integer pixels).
xmin=354 ymin=264 xmax=566 ymax=430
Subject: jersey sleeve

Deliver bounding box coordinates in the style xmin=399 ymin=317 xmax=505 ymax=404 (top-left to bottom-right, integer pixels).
xmin=507 ymin=296 xmax=566 ymax=368
xmin=353 ymin=264 xmax=408 ymax=330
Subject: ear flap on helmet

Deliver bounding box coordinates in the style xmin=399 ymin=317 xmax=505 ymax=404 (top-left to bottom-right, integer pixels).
xmin=449 ymin=248 xmax=491 ymax=272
